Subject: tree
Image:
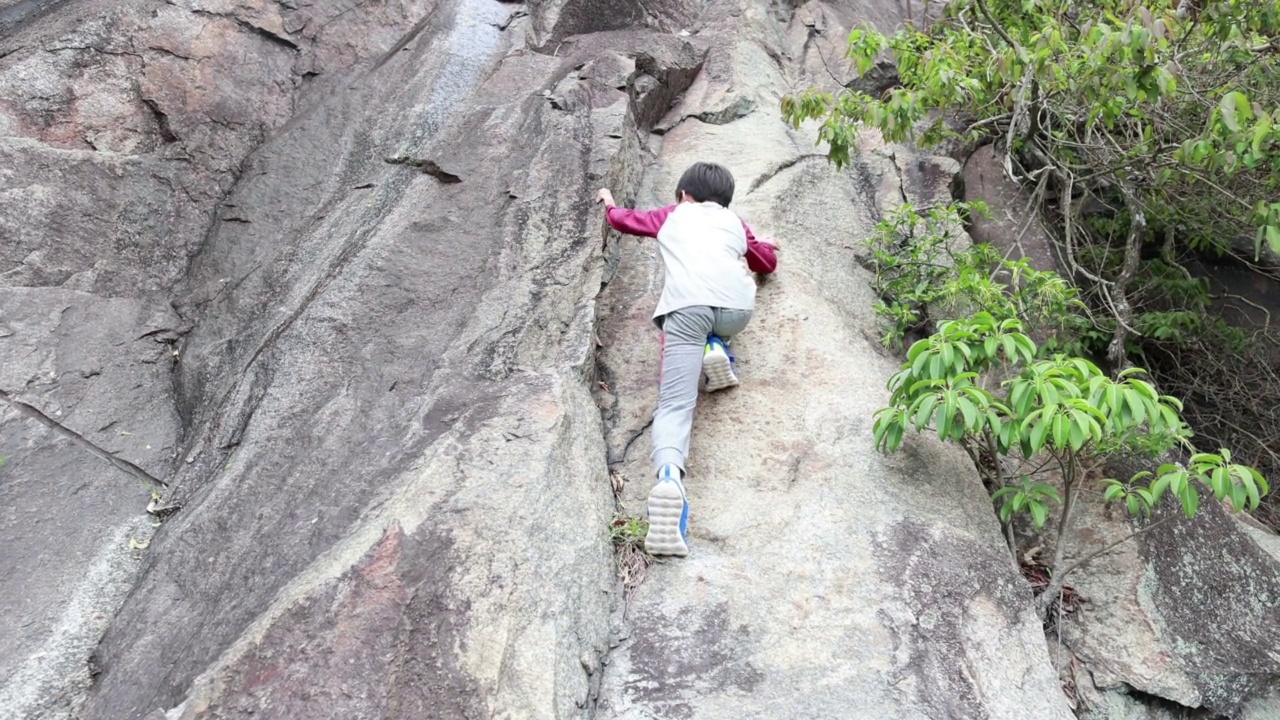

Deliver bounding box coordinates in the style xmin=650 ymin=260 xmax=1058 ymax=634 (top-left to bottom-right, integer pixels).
xmin=872 ymin=309 xmax=1268 ymax=614
xmin=784 ymin=0 xmax=1280 ymax=526
xmin=782 ymin=0 xmax=1280 ymax=367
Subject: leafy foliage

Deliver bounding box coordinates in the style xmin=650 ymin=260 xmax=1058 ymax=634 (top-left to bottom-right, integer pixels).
xmin=611 ymin=514 xmax=650 ymax=544
xmin=782 ymin=0 xmax=1280 ymax=258
xmin=787 ymin=0 xmax=1280 ymax=528
xmin=872 ymin=311 xmax=1269 ymax=608
xmin=992 ymin=477 xmax=1060 ymax=529
xmin=864 ymin=201 xmax=1088 ymax=347
xmin=873 ymin=313 xmax=1267 ymax=514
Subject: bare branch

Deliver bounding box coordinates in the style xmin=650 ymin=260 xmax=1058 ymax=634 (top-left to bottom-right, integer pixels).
xmin=1105 ymin=186 xmax=1146 ymax=373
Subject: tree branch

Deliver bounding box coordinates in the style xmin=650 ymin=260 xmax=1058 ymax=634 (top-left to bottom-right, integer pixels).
xmin=1037 ymin=514 xmax=1178 ymax=616
xmin=975 ymin=0 xmax=1018 ymax=50
xmin=1105 ymin=185 xmax=1146 ymax=372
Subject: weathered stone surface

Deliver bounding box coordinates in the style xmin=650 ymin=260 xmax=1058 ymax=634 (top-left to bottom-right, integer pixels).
xmin=1060 ymin=489 xmax=1280 ymax=718
xmin=593 ymin=4 xmax=1073 ymax=718
xmin=6 ymin=0 xmax=1279 ymax=718
xmin=75 ymin=6 xmax=708 ymax=718
xmin=0 ymin=288 xmax=178 ymax=720
xmin=2 ymin=0 xmax=435 ymax=715
xmin=962 ymin=142 xmax=1060 ymax=275
xmin=526 ymin=0 xmax=704 ymax=47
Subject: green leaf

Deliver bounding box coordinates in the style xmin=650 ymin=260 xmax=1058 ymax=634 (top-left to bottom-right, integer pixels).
xmin=1219 ymin=92 xmax=1241 ymax=132
xmin=958 ymin=396 xmax=978 ymax=431
xmin=991 ymin=486 xmax=1020 ymax=502
xmin=911 ymin=347 xmax=931 ymax=378
xmin=1134 ymin=488 xmax=1155 ymax=508
xmin=1011 ymin=493 xmax=1027 ymax=513
xmin=1068 ymin=413 xmax=1086 ymax=451
xmin=1030 ymin=501 xmax=1048 ymax=528
xmin=1030 ymin=417 xmax=1051 ymax=454
xmin=1124 ymin=389 xmax=1147 ymax=426
xmin=1210 ymin=466 xmax=1228 ymax=499
xmin=937 ymin=400 xmax=953 ymax=440
xmin=1234 ymin=464 xmax=1262 ymax=509
xmin=1181 ymin=482 xmax=1200 ymax=518
xmin=1051 ymin=411 xmax=1068 ymax=449
xmin=914 ymin=395 xmax=940 ymax=429
xmin=1252 ymin=115 xmax=1271 ymax=155
xmin=1232 ymin=484 xmax=1248 ymax=511
xmin=888 ymin=422 xmax=904 ymax=452
xmin=870 ymin=409 xmax=901 ymax=448
xmin=1267 ymin=224 xmax=1280 ymax=254
xmin=1150 ymin=472 xmax=1170 ymax=502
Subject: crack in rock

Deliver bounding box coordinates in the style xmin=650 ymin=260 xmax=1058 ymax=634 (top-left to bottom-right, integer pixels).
xmin=0 ymin=388 xmax=168 ymax=491
xmin=746 ymin=153 xmax=825 ymax=194
xmin=184 ymin=7 xmax=300 ymax=52
xmin=384 ymin=155 xmax=463 ymax=183
xmin=141 ymin=97 xmax=180 ymax=143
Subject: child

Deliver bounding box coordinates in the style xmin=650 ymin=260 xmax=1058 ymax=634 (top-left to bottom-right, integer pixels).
xmin=596 ymin=162 xmax=779 ymax=557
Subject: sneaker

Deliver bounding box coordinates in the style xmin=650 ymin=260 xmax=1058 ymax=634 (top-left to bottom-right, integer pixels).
xmin=702 ymin=334 xmax=739 ymax=392
xmin=645 ymin=464 xmax=690 ymax=557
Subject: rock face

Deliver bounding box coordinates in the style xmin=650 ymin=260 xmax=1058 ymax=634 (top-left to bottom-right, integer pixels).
xmin=1050 ymin=483 xmax=1280 ymax=719
xmin=1 ymin=0 xmax=1274 ymax=718
xmin=590 ymin=6 xmax=1069 ymax=717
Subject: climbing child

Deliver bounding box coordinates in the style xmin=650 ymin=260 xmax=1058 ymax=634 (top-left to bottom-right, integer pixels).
xmin=596 ymin=162 xmax=778 ymax=557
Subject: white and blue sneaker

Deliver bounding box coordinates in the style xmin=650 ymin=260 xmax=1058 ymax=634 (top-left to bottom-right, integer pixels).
xmin=645 ymin=464 xmax=690 ymax=557
xmin=703 ymin=334 xmax=739 ymax=392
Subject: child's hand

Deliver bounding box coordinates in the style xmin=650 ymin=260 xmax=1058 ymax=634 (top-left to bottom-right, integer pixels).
xmin=596 ymin=188 xmax=615 ymax=207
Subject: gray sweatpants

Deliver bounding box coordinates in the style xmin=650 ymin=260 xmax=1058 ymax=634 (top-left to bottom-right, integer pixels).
xmin=652 ymin=305 xmax=753 ymax=477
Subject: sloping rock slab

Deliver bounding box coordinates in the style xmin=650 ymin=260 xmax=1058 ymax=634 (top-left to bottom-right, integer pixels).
xmin=0 ymin=288 xmax=179 ymax=720
xmin=595 ymin=115 xmax=1073 ymax=720
xmin=592 ymin=3 xmax=1074 ymax=716
xmin=77 ymin=5 xmax=705 ymax=719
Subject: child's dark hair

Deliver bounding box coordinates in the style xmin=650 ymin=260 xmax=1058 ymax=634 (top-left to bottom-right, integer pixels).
xmin=676 ymin=162 xmax=735 ymax=207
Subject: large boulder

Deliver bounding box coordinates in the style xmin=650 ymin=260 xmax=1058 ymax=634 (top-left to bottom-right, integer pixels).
xmin=961 ymin=142 xmax=1060 ymax=275
xmin=1054 ymin=487 xmax=1280 ymax=719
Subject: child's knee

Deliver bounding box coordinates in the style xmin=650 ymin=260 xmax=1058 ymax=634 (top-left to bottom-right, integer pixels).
xmin=712 ymin=309 xmax=752 ymax=337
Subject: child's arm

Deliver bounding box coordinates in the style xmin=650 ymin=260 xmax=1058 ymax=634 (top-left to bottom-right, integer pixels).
xmin=597 ymin=188 xmax=674 ymax=238
xmin=742 ymin=221 xmax=779 ymax=274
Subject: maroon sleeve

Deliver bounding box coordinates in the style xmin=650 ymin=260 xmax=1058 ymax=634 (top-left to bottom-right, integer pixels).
xmin=605 ymin=204 xmax=676 ymax=238
xmin=743 ymin=220 xmax=778 ymax=274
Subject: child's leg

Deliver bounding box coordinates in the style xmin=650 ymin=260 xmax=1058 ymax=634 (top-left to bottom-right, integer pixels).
xmin=703 ymin=308 xmax=753 ymax=392
xmin=651 ymin=306 xmax=715 ymax=476
xmin=712 ymin=308 xmax=752 ymax=340
xmin=647 ymin=307 xmax=713 ymax=557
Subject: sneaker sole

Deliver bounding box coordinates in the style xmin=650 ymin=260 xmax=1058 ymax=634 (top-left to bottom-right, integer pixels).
xmin=703 ymin=349 xmax=739 ymax=392
xmin=645 ymin=481 xmax=689 ymax=557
